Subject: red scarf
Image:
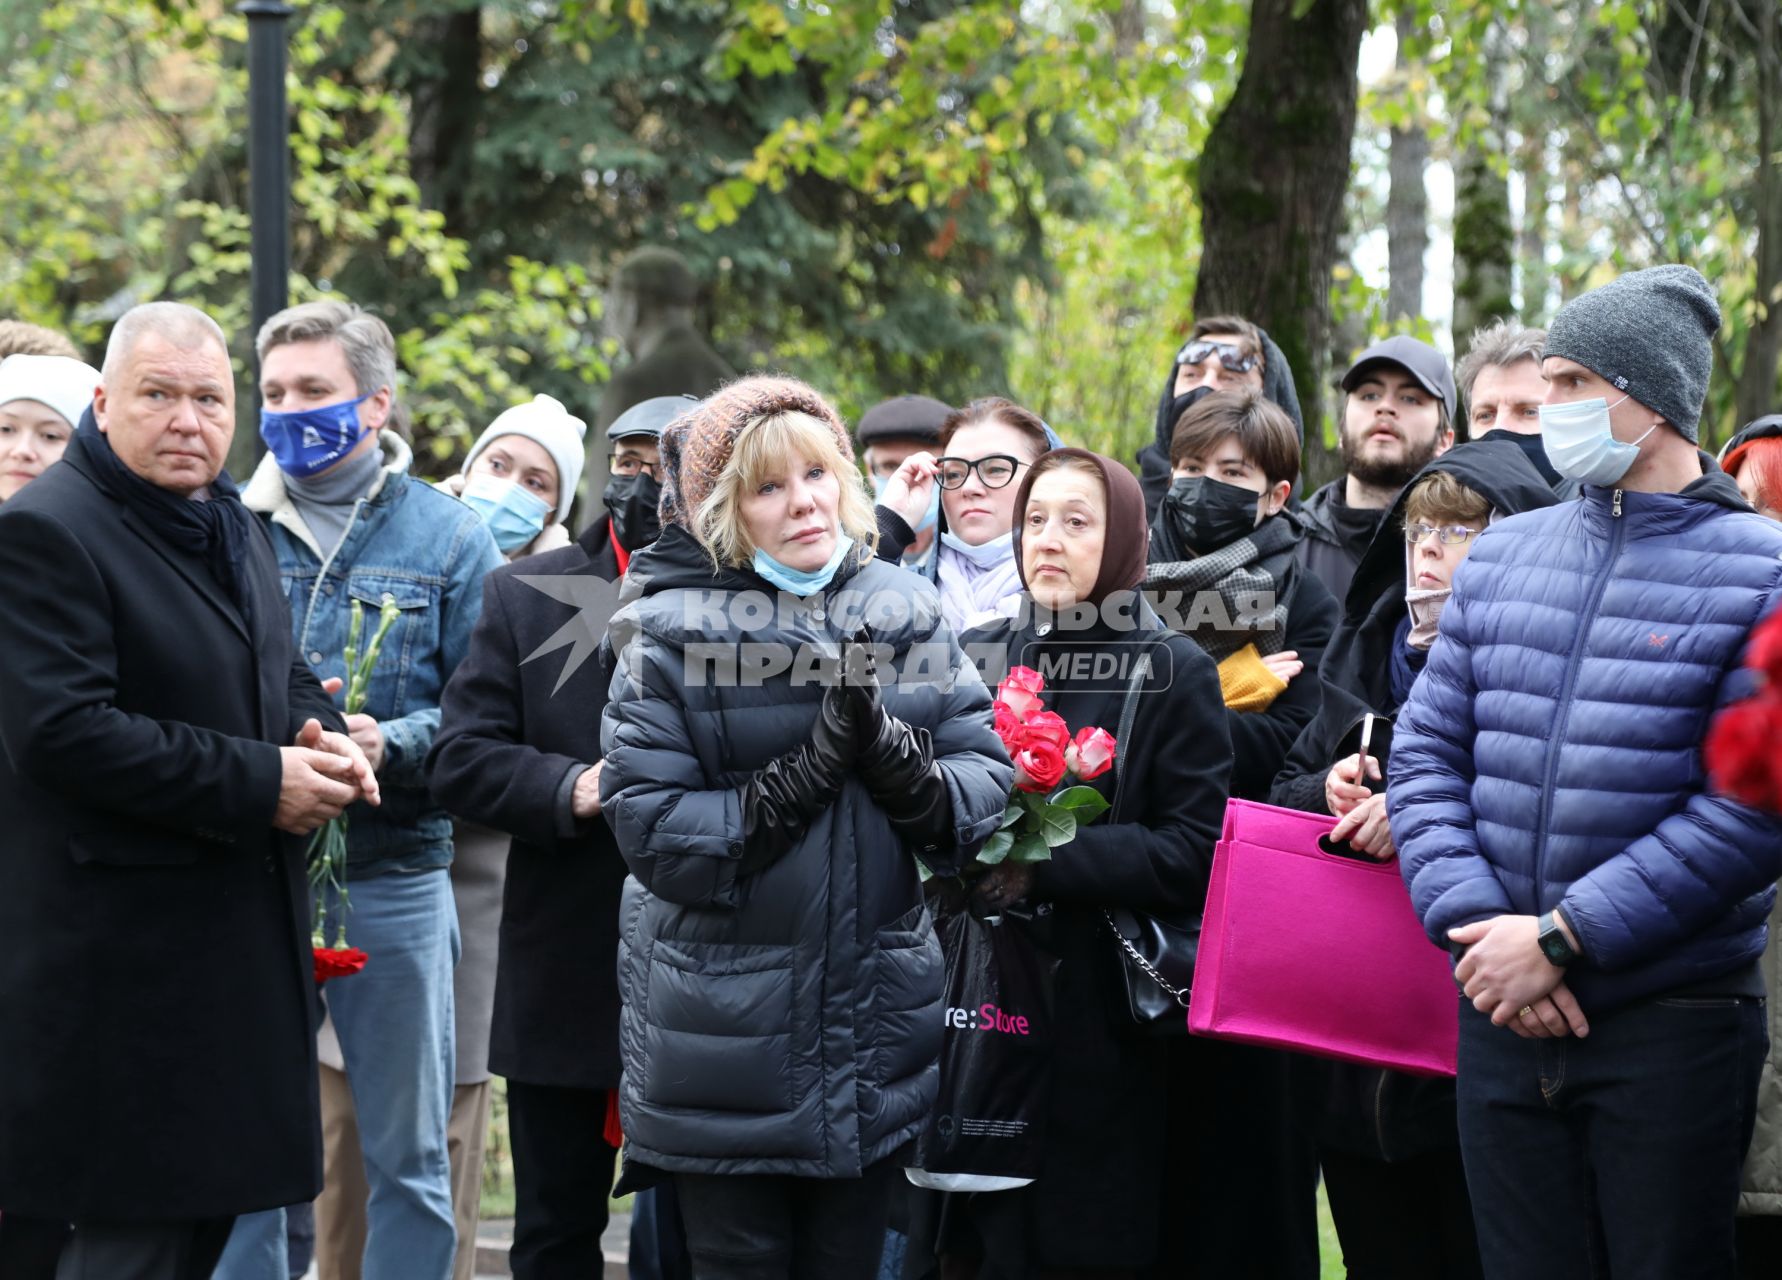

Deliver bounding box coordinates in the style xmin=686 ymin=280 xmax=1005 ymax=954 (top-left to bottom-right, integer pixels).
xmin=610 ymin=516 xmax=631 ymax=576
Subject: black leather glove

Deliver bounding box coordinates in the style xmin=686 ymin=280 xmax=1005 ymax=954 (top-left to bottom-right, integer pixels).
xmin=737 ymin=680 xmax=857 ymax=875
xmin=843 ymin=628 xmax=956 ymax=852
xmin=969 ymin=861 xmax=1035 ymax=914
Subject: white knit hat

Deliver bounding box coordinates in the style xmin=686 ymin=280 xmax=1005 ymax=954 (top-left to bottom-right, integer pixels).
xmin=0 ymin=353 xmax=102 ymax=430
xmin=461 ymin=394 xmax=588 ymax=523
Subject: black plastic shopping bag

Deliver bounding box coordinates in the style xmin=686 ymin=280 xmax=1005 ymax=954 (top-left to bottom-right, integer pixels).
xmin=906 ymin=904 xmax=1059 ymax=1191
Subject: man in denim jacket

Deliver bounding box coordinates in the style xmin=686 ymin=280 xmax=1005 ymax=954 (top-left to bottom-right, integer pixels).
xmin=216 ymin=300 xmax=500 ymax=1280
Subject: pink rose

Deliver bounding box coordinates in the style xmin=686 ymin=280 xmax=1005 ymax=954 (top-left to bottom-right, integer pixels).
xmin=996 ymin=666 xmax=1046 ymax=720
xmin=1013 ymin=739 xmax=1068 ymax=793
xmin=992 ymin=702 xmax=1024 ymax=756
xmin=1065 ymin=725 xmax=1117 ymax=781
xmin=1020 ymin=710 xmax=1071 ymax=753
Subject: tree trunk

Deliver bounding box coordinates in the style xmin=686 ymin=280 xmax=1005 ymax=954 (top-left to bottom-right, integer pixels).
xmin=1518 ymin=126 xmax=1550 ymax=323
xmin=1386 ymin=10 xmax=1428 ymax=324
xmin=1194 ymin=0 xmax=1369 ymax=451
xmin=1451 ymin=21 xmax=1514 ymax=353
xmin=1734 ymin=0 xmax=1782 ymax=437
xmin=405 ymin=8 xmax=483 ymax=235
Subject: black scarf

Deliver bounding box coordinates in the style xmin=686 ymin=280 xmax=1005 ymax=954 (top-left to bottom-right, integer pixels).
xmin=72 ymin=409 xmax=259 ymax=626
xmin=1142 ymin=509 xmax=1303 ymax=662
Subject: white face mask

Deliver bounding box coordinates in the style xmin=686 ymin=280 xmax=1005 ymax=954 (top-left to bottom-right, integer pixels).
xmin=1537 ymin=394 xmax=1656 ymax=487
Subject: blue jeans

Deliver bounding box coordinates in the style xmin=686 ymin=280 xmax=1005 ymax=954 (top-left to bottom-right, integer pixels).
xmin=212 ymin=869 xmax=460 ymax=1280
xmin=1456 ymin=992 xmax=1767 ymax=1279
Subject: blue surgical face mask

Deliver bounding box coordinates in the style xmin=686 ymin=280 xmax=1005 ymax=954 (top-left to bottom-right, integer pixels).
xmin=1538 ymin=394 xmax=1656 ymax=487
xmin=941 ymin=529 xmax=1013 ymax=568
xmin=753 ymin=535 xmax=854 ymax=597
xmin=462 ymin=471 xmax=553 ymax=554
xmin=260 ymin=393 xmax=374 ymax=479
xmin=872 ymin=471 xmax=942 ymax=534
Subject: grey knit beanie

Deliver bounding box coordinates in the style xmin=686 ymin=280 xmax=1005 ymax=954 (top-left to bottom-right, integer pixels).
xmin=1543 ymin=264 xmax=1720 ymax=443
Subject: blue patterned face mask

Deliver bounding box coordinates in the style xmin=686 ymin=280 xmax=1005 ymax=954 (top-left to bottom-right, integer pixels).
xmin=753 ymin=535 xmax=854 ymax=596
xmin=1538 ymin=394 xmax=1654 ymax=487
xmin=259 ymin=393 xmax=374 ymax=479
xmin=462 ymin=472 xmax=552 ymax=553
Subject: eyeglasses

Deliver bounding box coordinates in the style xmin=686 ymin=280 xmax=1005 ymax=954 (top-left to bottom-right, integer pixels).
xmin=937 ymin=455 xmax=1028 ymax=490
xmin=612 ymin=455 xmax=659 ymax=479
xmin=1403 ymin=521 xmax=1480 ymax=546
xmin=1174 ymin=340 xmax=1260 ymax=375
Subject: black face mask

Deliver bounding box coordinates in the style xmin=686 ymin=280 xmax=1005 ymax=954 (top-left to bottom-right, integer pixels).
xmin=603 ymin=473 xmax=662 ymax=551
xmin=1160 ymin=475 xmax=1261 ymax=556
xmin=1155 ymin=383 xmax=1217 ymax=451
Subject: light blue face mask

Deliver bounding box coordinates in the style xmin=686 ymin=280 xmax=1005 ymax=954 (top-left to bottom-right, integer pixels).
xmin=871 ymin=471 xmax=941 ymax=534
xmin=754 ymin=534 xmax=854 ymax=597
xmin=940 ymin=529 xmax=1013 ymax=567
xmin=462 ymin=472 xmax=553 ymax=553
xmin=1538 ymin=394 xmax=1656 ymax=487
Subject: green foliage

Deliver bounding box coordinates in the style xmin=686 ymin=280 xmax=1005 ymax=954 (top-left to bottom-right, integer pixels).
xmin=3 ymin=0 xmax=1774 ymax=470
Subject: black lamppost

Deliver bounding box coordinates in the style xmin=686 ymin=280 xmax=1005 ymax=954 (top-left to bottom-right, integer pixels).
xmin=240 ymin=0 xmax=293 ymax=455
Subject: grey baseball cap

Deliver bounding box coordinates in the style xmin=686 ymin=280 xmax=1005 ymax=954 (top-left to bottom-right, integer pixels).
xmin=607 ymin=394 xmax=700 ymax=443
xmin=1341 ymin=335 xmax=1457 ymax=421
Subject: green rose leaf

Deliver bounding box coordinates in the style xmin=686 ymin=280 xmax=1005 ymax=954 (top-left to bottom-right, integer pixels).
xmin=1037 ymin=804 xmax=1078 ymax=848
xmin=1050 ymin=785 xmax=1110 ymax=822
xmin=1008 ymin=832 xmax=1052 ymax=863
xmin=979 ymin=830 xmax=1014 ymax=865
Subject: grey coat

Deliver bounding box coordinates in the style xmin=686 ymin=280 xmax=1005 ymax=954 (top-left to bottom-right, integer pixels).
xmin=599 ymin=527 xmax=1012 ymax=1177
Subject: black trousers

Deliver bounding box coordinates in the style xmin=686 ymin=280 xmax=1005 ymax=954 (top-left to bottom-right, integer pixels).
xmin=674 ymin=1157 xmax=898 ymax=1280
xmin=505 ymin=1080 xmax=619 ymax=1280
xmin=0 ymin=1214 xmax=232 ymax=1280
xmin=1320 ymin=1146 xmax=1482 ymax=1280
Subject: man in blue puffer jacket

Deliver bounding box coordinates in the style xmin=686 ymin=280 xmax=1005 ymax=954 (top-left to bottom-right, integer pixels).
xmin=1388 ymin=264 xmax=1782 ymax=1279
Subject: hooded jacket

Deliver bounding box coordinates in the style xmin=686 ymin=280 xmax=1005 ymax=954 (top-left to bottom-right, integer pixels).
xmin=1137 ymin=327 xmax=1303 ymax=524
xmin=1271 ymin=437 xmax=1561 ymax=815
xmin=1388 ymin=455 xmax=1782 ymax=1014
xmin=599 ymin=524 xmax=1011 ymax=1178
xmin=1294 ymin=479 xmax=1391 ymax=606
xmin=1268 ymin=437 xmax=1559 ymax=1164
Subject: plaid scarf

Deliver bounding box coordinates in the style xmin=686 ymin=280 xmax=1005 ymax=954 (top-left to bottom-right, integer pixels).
xmin=1142 ymin=511 xmax=1302 ymax=663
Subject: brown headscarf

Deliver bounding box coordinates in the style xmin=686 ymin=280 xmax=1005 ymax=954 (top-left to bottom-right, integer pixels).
xmin=1010 ymin=447 xmax=1151 ymax=607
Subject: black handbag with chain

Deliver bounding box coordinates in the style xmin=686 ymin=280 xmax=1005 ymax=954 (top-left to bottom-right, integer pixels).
xmin=1101 ymin=635 xmax=1199 ymax=1035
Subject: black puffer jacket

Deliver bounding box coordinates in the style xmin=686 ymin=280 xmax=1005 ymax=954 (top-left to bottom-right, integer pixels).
xmin=600 ymin=524 xmax=1013 ymax=1178
xmin=1269 ymin=437 xmax=1558 ymax=1161
xmin=1137 ymin=327 xmax=1303 ymax=523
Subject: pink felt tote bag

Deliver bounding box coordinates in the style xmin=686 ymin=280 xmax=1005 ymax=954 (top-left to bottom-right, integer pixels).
xmin=1186 ymin=798 xmax=1458 ymax=1077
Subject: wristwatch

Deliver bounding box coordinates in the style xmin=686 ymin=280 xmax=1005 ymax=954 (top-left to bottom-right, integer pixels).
xmin=1538 ymin=910 xmax=1581 ymax=967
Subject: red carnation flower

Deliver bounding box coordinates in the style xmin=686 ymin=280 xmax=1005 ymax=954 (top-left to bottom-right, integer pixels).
xmin=1748 ymin=612 xmax=1782 ymax=687
xmin=1013 ymin=739 xmax=1068 ymax=793
xmin=313 ymin=946 xmax=369 ymax=984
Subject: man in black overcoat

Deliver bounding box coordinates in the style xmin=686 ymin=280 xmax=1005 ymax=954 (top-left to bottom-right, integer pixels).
xmin=0 ymin=302 xmax=376 ymax=1280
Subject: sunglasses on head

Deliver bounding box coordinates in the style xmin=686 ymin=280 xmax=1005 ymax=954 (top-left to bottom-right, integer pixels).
xmin=1175 ymin=339 xmax=1259 ymax=375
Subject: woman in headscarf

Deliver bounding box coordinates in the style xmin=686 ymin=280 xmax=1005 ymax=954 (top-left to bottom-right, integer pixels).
xmin=912 ymin=447 xmax=1234 ymax=1280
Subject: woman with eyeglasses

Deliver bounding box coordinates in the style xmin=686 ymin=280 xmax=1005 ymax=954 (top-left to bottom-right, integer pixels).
xmin=874 ymin=397 xmax=1060 ymax=634
xmin=1268 ymin=437 xmax=1558 ymax=1280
